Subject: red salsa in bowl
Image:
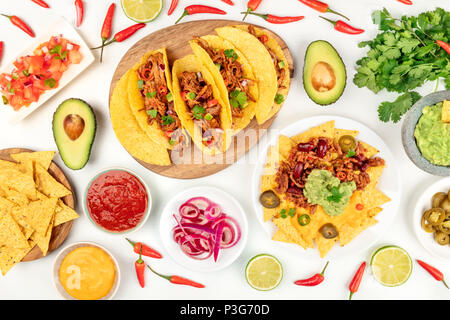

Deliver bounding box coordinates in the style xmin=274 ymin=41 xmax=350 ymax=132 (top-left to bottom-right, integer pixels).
xmin=85 ymin=169 xmax=150 ymax=233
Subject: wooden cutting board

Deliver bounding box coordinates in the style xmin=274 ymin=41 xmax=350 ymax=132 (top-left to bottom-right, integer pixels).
xmin=109 ymin=20 xmax=294 ymax=179
xmin=0 ymin=148 xmax=75 ymax=262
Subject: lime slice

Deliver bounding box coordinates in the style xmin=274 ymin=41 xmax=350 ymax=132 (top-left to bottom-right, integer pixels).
xmin=121 ymin=0 xmax=163 ymax=23
xmin=245 ymin=254 xmax=283 ymax=291
xmin=370 ymin=245 xmax=412 ymax=287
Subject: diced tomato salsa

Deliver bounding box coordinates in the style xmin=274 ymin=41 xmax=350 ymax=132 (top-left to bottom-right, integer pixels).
xmin=0 ymin=35 xmax=82 ymax=111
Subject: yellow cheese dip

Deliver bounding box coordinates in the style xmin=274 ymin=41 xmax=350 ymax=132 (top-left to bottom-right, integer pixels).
xmin=59 ymin=246 xmax=115 ymax=300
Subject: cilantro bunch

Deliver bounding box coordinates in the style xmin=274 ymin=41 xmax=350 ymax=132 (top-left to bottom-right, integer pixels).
xmin=353 ymin=8 xmax=450 ymax=123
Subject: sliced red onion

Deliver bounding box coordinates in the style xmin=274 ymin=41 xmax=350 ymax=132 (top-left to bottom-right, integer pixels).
xmin=159 ymin=64 xmax=165 ymax=71
xmin=67 ymin=43 xmax=74 ymax=50
xmin=172 ymin=197 xmax=241 ymax=263
xmin=205 ymin=203 xmax=222 ymax=220
xmin=179 ymin=203 xmax=200 ymax=219
xmin=42 ymin=46 xmax=49 ymax=53
xmin=23 ymin=81 xmax=32 ymax=88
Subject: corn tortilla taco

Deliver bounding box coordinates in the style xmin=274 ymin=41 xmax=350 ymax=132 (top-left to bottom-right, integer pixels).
xmin=190 ymin=35 xmax=258 ymax=135
xmin=215 ymin=25 xmax=290 ymax=125
xmin=110 ymin=70 xmax=171 ymax=165
xmin=172 ymin=55 xmax=232 ymax=155
xmin=128 ymin=48 xmax=184 ymax=150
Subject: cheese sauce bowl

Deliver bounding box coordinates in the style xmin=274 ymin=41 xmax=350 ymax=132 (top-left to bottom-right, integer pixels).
xmin=82 ymin=167 xmax=152 ymax=235
xmin=52 ymin=242 xmax=121 ymax=300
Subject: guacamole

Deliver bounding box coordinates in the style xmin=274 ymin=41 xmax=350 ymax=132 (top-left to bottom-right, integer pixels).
xmin=414 ymin=102 xmax=450 ymax=166
xmin=304 ymin=169 xmax=356 ymax=216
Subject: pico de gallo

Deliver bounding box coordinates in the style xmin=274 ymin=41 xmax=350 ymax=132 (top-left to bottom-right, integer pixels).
xmin=0 ymin=35 xmax=82 ymax=111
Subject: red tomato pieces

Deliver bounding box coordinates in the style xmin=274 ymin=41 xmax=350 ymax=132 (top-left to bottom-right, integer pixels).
xmin=0 ymin=35 xmax=82 ymax=110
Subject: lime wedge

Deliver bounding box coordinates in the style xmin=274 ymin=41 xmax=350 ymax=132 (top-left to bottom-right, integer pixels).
xmin=370 ymin=245 xmax=412 ymax=287
xmin=245 ymin=254 xmax=283 ymax=291
xmin=121 ymin=0 xmax=163 ymax=23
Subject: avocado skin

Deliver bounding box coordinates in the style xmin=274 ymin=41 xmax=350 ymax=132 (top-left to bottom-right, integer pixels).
xmin=52 ymin=98 xmax=96 ymax=170
xmin=303 ymin=40 xmax=347 ymax=106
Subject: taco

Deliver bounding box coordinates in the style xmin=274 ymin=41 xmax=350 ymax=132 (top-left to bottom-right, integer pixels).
xmin=190 ymin=35 xmax=258 ymax=134
xmin=128 ymin=48 xmax=184 ymax=150
xmin=172 ymin=55 xmax=232 ymax=155
xmin=216 ymin=25 xmax=290 ymax=125
xmin=110 ymin=70 xmax=171 ymax=166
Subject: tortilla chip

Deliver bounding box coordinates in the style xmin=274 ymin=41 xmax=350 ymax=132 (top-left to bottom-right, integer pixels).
xmin=360 ymin=188 xmax=391 ymax=211
xmin=35 ymin=164 xmax=71 ymax=198
xmin=21 ymin=198 xmax=57 ymax=236
xmin=334 ymin=128 xmax=359 ymax=138
xmin=273 ymin=229 xmax=296 ymax=244
xmin=17 ymin=159 xmax=34 ymax=177
xmin=0 ymin=167 xmax=36 ymax=200
xmin=359 ymin=141 xmax=379 ymax=158
xmin=54 ymin=199 xmax=79 ymax=226
xmin=31 ymin=215 xmax=54 ymax=256
xmin=277 ymin=135 xmax=295 ymax=160
xmin=10 ymin=151 xmax=55 ymax=171
xmin=366 ymin=166 xmax=384 ymax=190
xmin=315 ymin=233 xmax=337 ymax=258
xmin=0 ymin=186 xmax=29 ymax=207
xmin=110 ymin=70 xmax=171 ymax=166
xmin=0 ymin=240 xmax=35 ymax=275
xmin=292 ymin=121 xmax=335 ymax=144
xmin=0 ymin=159 xmax=18 ymax=169
xmin=273 ymin=217 xmax=308 ymax=249
xmin=0 ymin=212 xmax=29 ymax=249
xmin=367 ymin=207 xmax=382 ymax=217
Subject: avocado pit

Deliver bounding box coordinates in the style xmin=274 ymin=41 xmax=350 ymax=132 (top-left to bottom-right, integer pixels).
xmin=311 ymin=61 xmax=336 ymax=92
xmin=64 ymin=114 xmax=85 ymax=140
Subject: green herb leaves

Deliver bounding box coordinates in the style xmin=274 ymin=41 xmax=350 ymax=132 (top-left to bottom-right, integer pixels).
xmin=224 ymin=49 xmax=238 ymax=61
xmin=354 ymin=7 xmax=450 ymax=123
xmin=192 ymin=105 xmax=206 ymax=120
xmin=49 ymin=44 xmax=68 ymax=60
xmin=327 ymin=186 xmax=344 ymax=203
xmin=229 ymin=90 xmax=247 ymax=109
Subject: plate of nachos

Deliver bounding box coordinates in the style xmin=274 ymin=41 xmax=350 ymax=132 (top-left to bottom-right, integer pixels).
xmin=252 ymin=116 xmax=400 ymax=259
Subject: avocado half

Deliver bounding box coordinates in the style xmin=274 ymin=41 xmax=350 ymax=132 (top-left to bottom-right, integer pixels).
xmin=303 ymin=40 xmax=347 ymax=106
xmin=52 ymin=98 xmax=96 ymax=170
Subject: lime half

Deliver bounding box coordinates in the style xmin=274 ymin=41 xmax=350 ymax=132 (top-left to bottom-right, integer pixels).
xmin=370 ymin=245 xmax=412 ymax=287
xmin=121 ymin=0 xmax=163 ymax=23
xmin=245 ymin=254 xmax=283 ymax=291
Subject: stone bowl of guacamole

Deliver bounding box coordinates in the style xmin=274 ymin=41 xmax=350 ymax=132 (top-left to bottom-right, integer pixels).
xmin=402 ymin=90 xmax=450 ymax=176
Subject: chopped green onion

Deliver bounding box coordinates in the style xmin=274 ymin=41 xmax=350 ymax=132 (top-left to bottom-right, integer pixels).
xmin=146 ymin=109 xmax=157 ymax=118
xmin=169 ymin=139 xmax=176 ymax=146
xmin=187 ymin=92 xmax=196 ymax=100
xmin=166 ymin=92 xmax=173 ymax=102
xmin=137 ymin=80 xmax=144 ymax=89
xmin=278 ymin=60 xmax=286 ymax=69
xmin=215 ymin=63 xmax=221 ymax=70
xmin=204 ymin=113 xmax=213 ymax=121
xmin=274 ymin=94 xmax=284 ymax=104
xmin=146 ymin=91 xmax=156 ymax=98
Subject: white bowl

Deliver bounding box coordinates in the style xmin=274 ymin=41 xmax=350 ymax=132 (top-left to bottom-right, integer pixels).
xmin=52 ymin=242 xmax=120 ymax=300
xmin=83 ymin=167 xmax=152 ymax=235
xmin=413 ymin=177 xmax=450 ymax=261
xmin=159 ymin=186 xmax=248 ymax=272
xmin=251 ymin=115 xmax=401 ymax=260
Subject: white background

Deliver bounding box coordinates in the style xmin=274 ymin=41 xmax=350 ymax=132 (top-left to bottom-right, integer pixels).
xmin=0 ymin=0 xmax=448 ymax=300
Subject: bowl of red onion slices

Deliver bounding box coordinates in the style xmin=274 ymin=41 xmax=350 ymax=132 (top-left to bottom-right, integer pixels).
xmin=159 ymin=186 xmax=248 ymax=272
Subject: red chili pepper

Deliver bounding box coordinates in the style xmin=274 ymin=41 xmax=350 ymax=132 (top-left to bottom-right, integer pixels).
xmin=319 ymin=16 xmax=364 ymax=35
xmin=175 ymin=5 xmax=226 ymax=24
xmin=298 ymin=0 xmax=349 ymax=20
xmin=242 ymin=12 xmax=304 ymax=24
xmin=168 ymin=0 xmax=178 ymax=16
xmin=221 ymin=0 xmax=234 ymax=5
xmin=0 ymin=41 xmax=3 ymax=64
xmin=1 ymin=14 xmax=35 ymax=37
xmin=348 ymin=262 xmax=366 ymax=300
xmin=91 ymin=23 xmax=146 ymax=49
xmin=31 ymin=0 xmax=50 ymax=8
xmin=294 ymin=261 xmax=329 ymax=286
xmin=126 ymin=238 xmax=163 ymax=259
xmin=99 ymin=3 xmax=116 ymax=63
xmin=147 ymin=265 xmax=205 ymax=288
xmin=417 ymin=259 xmax=449 ymax=289
xmin=243 ymin=0 xmax=262 ymax=21
xmin=436 ymin=40 xmax=450 ymax=56
xmin=397 ymin=0 xmax=413 ymax=5
xmin=135 ymin=246 xmax=146 ymax=288
xmin=75 ymin=0 xmax=84 ymax=27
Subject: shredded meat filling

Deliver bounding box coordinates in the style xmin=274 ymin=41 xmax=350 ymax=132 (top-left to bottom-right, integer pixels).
xmin=194 ymin=37 xmax=255 ymax=119
xmin=138 ymin=52 xmax=182 ymax=144
xmin=274 ymin=137 xmax=385 ymax=209
xmin=178 ymin=71 xmax=223 ymax=148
